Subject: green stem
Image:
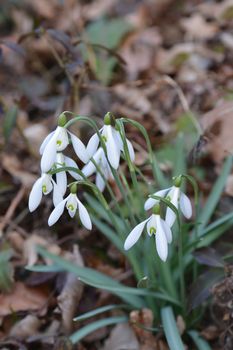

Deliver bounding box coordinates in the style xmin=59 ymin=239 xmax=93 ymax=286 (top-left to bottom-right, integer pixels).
xmin=178 ymin=225 xmax=185 ymax=314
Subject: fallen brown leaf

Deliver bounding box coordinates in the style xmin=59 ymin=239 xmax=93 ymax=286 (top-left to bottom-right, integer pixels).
xmin=201 ymin=101 xmax=233 ymax=163
xmin=102 ymin=323 xmax=139 ymax=350
xmin=9 ymin=314 xmax=41 ymax=339
xmin=181 ymin=14 xmax=218 ymax=40
xmin=57 ymin=245 xmax=84 ymax=333
xmin=0 ymin=282 xmax=49 ymax=317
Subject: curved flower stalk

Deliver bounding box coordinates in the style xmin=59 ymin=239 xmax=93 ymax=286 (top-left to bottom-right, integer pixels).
xmin=48 ymin=185 xmax=92 ymax=229
xmin=40 ymin=114 xmax=89 ymax=173
xmin=144 ymin=176 xmax=192 ymax=227
xmin=82 ymin=147 xmax=113 ymax=192
xmin=86 ymin=113 xmax=135 ymax=170
xmin=124 ymin=205 xmax=172 ymax=262
xmin=28 ymin=173 xmax=63 ymax=212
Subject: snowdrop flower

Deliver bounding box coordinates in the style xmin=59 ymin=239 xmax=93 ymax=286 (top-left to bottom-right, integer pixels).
xmin=55 ymin=153 xmax=82 ymax=196
xmin=86 ymin=112 xmax=135 ymax=170
xmin=40 ymin=113 xmax=89 ymax=173
xmin=82 ymin=147 xmax=113 ymax=192
xmin=28 ymin=173 xmax=63 ymax=212
xmin=48 ymin=184 xmax=92 ymax=229
xmin=124 ymin=205 xmax=172 ymax=262
xmin=144 ymin=176 xmax=192 ymax=227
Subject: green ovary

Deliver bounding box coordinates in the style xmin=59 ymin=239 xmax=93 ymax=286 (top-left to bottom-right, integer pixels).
xmin=150 ymin=227 xmax=156 ymax=235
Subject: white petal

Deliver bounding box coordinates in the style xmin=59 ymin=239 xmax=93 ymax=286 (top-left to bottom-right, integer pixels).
xmin=77 ymin=199 xmax=92 ymax=230
xmin=146 ymin=214 xmax=157 ymax=236
xmin=155 ymin=216 xmax=168 ymax=262
xmin=28 ymin=177 xmax=43 ymax=212
xmin=126 ymin=139 xmax=135 ymax=162
xmin=165 ymin=187 xmax=179 ymax=227
xmin=39 ymin=131 xmax=55 ymax=155
xmin=64 ymin=156 xmax=82 ymax=180
xmin=105 ymin=126 xmax=120 ymax=169
xmin=165 ymin=208 xmax=176 ymax=228
xmin=69 ymin=132 xmax=89 ymax=163
xmin=81 ymin=148 xmax=103 ymax=177
xmin=40 ymin=136 xmax=57 ymax=172
xmin=41 ymin=174 xmax=53 ymax=195
xmin=48 ymin=199 xmax=67 ymax=226
xmin=144 ymin=188 xmax=170 ymax=211
xmin=56 ymin=171 xmax=67 ymax=196
xmin=66 ymin=194 xmax=78 ymax=218
xmin=55 ymin=127 xmax=69 ymax=151
xmin=86 ymin=133 xmax=99 ymax=158
xmin=124 ymin=219 xmax=149 ymax=250
xmin=161 ymin=219 xmax=172 ymax=244
xmin=96 ymin=172 xmax=106 ymax=192
xmin=180 ymin=192 xmax=192 ymax=219
xmin=52 ymin=180 xmax=64 ymax=206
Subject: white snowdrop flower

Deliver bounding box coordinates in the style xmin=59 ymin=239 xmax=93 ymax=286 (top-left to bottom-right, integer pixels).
xmin=48 ymin=185 xmax=92 ymax=230
xmin=124 ymin=205 xmax=172 ymax=262
xmin=55 ymin=153 xmax=82 ymax=196
xmin=28 ymin=173 xmax=63 ymax=212
xmin=86 ymin=113 xmax=135 ymax=170
xmin=40 ymin=114 xmax=89 ymax=173
xmin=144 ymin=176 xmax=192 ymax=227
xmin=82 ymin=147 xmax=113 ymax=192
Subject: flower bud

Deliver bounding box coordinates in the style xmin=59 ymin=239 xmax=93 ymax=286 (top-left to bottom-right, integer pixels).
xmin=58 ymin=113 xmax=67 ymax=127
xmin=173 ymin=175 xmax=182 ymax=188
xmin=70 ymin=183 xmax=77 ymax=194
xmin=104 ymin=112 xmax=115 ymax=126
xmin=152 ymin=203 xmax=160 ymax=215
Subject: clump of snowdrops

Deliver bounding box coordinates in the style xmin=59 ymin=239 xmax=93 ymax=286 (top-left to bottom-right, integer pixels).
xmin=28 ymin=111 xmax=233 ymax=349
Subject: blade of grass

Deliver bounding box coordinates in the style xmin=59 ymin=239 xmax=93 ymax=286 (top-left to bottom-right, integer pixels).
xmin=70 ymin=316 xmax=128 ymax=344
xmin=73 ymin=304 xmax=129 ymax=321
xmin=198 ymin=155 xmax=232 ymax=235
xmin=188 ymin=330 xmax=212 ymax=350
xmin=161 ymin=306 xmax=185 ymax=350
xmin=36 ymin=246 xmax=145 ymax=308
xmin=79 ymin=277 xmax=180 ymax=306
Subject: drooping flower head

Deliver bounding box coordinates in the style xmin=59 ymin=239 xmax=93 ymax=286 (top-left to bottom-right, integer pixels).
xmin=144 ymin=175 xmax=192 ymax=227
xmin=124 ymin=204 xmax=172 ymax=262
xmin=40 ymin=113 xmax=89 ymax=173
xmin=28 ymin=173 xmax=63 ymax=212
xmin=82 ymin=147 xmax=113 ymax=192
xmin=86 ymin=112 xmax=135 ymax=170
xmin=48 ymin=183 xmax=92 ymax=230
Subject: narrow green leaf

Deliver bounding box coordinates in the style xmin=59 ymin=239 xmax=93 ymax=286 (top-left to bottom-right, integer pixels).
xmin=25 ymin=264 xmax=62 ymax=272
xmin=3 ymin=105 xmax=18 ymax=143
xmin=36 ymin=247 xmax=145 ymax=308
xmin=79 ymin=277 xmax=180 ymax=306
xmin=173 ymin=134 xmax=186 ymax=177
xmin=0 ymin=249 xmax=14 ymax=292
xmin=198 ymin=156 xmax=232 ymax=234
xmin=70 ymin=316 xmax=128 ymax=344
xmin=188 ymin=330 xmax=212 ymax=350
xmin=74 ymin=304 xmax=129 ymax=321
xmin=161 ymin=306 xmax=185 ymax=350
xmin=197 ymin=212 xmax=233 ymax=248
xmin=91 ymin=216 xmax=123 ymax=252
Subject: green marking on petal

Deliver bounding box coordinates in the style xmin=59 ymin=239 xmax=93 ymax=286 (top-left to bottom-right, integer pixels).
xmin=102 ymin=135 xmax=107 ymax=143
xmin=56 ymin=140 xmax=62 ymax=146
xmin=42 ymin=185 xmax=47 ymax=193
xmin=150 ymin=227 xmax=156 ymax=235
xmin=68 ymin=204 xmax=74 ymax=211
